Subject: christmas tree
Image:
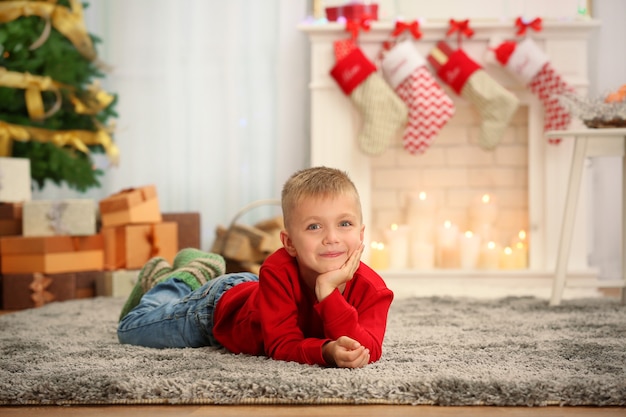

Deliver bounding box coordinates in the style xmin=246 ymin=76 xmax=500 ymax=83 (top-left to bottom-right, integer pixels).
xmin=0 ymin=0 xmax=119 ymax=192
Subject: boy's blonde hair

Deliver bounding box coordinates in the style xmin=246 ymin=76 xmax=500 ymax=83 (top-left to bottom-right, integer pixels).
xmin=281 ymin=166 xmax=362 ymax=228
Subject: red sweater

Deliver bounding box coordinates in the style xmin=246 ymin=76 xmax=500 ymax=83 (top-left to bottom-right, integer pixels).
xmin=212 ymin=248 xmax=394 ymax=366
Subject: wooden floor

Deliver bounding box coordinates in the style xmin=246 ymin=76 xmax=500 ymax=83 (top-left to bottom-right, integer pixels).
xmin=0 ymin=405 xmax=625 ymax=417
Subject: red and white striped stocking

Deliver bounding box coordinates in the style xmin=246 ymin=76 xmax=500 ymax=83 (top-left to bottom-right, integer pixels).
xmin=493 ymin=38 xmax=575 ymax=144
xmin=381 ymin=41 xmax=455 ymax=155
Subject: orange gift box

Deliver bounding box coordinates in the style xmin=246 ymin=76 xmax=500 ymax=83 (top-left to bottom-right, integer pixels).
xmin=0 ymin=235 xmax=104 ymax=274
xmin=101 ymin=222 xmax=178 ymax=270
xmin=99 ymin=185 xmax=162 ymax=227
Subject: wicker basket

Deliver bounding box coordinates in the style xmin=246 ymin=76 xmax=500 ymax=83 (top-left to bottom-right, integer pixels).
xmin=210 ymin=199 xmax=283 ymax=274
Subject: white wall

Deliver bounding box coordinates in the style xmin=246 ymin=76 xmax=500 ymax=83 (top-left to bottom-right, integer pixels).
xmin=588 ymin=0 xmax=626 ymax=280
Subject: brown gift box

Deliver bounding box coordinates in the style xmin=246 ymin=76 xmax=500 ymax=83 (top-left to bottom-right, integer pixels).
xmin=99 ymin=185 xmax=162 ymax=228
xmin=0 ymin=202 xmax=23 ymax=236
xmin=2 ymin=272 xmax=77 ymax=310
xmin=162 ymin=212 xmax=201 ymax=249
xmin=101 ymin=222 xmax=178 ymax=270
xmin=75 ymin=270 xmax=104 ymax=299
xmin=0 ymin=235 xmax=104 ymax=274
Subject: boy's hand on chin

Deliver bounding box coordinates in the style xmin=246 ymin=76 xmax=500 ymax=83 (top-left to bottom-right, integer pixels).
xmin=315 ymin=243 xmax=364 ymax=301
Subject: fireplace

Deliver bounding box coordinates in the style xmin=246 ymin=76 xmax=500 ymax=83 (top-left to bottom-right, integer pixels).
xmin=299 ymin=19 xmax=601 ymax=293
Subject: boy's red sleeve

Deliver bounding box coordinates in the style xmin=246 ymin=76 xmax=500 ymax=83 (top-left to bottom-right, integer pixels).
xmin=314 ymin=268 xmax=394 ymax=363
xmin=258 ymin=264 xmax=330 ymax=366
xmin=258 ymin=258 xmax=393 ymax=366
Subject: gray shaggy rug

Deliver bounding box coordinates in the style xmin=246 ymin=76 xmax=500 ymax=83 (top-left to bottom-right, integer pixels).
xmin=0 ymin=296 xmax=624 ymax=406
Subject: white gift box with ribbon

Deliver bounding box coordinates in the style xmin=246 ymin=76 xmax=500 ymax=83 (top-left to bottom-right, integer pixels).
xmin=23 ymin=199 xmax=97 ymax=236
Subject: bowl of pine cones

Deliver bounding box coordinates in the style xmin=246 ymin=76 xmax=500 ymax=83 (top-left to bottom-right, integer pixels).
xmin=559 ymin=85 xmax=626 ymax=128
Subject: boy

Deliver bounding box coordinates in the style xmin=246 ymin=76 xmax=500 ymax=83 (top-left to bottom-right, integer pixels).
xmin=118 ymin=166 xmax=394 ymax=368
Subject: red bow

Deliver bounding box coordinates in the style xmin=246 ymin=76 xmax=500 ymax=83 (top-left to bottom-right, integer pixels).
xmin=446 ymin=19 xmax=474 ymax=38
xmin=345 ymin=16 xmax=372 ymax=40
xmin=515 ymin=17 xmax=542 ymax=36
xmin=392 ymin=20 xmax=422 ymax=39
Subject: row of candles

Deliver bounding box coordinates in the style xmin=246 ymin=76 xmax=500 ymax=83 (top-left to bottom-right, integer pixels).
xmin=368 ymin=192 xmax=529 ymax=270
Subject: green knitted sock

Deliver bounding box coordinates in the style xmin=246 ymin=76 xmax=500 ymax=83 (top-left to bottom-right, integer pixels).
xmin=162 ymin=248 xmax=226 ymax=291
xmin=118 ymin=257 xmax=172 ymax=322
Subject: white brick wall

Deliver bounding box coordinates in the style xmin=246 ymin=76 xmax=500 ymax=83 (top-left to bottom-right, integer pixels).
xmin=370 ymin=100 xmax=529 ymax=249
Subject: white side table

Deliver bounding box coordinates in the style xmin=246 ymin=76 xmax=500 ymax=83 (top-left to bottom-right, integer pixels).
xmin=546 ymin=128 xmax=626 ymax=306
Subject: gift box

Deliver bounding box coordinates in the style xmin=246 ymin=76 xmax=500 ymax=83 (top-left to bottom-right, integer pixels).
xmin=75 ymin=270 xmax=104 ymax=299
xmin=22 ymin=199 xmax=97 ymax=237
xmin=325 ymin=2 xmax=378 ymax=22
xmin=95 ymin=269 xmax=140 ymax=298
xmin=0 ymin=235 xmax=104 ymax=274
xmin=99 ymin=185 xmax=162 ymax=228
xmin=0 ymin=202 xmax=23 ymax=236
xmin=0 ymin=157 xmax=32 ymax=203
xmin=2 ymin=272 xmax=78 ymax=310
xmin=162 ymin=212 xmax=201 ymax=249
xmin=101 ymin=222 xmax=178 ymax=270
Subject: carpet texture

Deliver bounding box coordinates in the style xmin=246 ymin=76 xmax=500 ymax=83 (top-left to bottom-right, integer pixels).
xmin=0 ymin=296 xmax=624 ymax=406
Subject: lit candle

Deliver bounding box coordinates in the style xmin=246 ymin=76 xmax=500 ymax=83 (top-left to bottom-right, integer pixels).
xmin=513 ymin=241 xmax=528 ymax=269
xmin=499 ymin=246 xmax=517 ymax=269
xmin=408 ymin=191 xmax=437 ymax=216
xmin=368 ymin=241 xmax=389 ymax=270
xmin=407 ymin=191 xmax=436 ymax=244
xmin=478 ymin=241 xmax=500 ymax=269
xmin=510 ymin=230 xmax=528 ymax=269
xmin=470 ymin=194 xmax=499 ymax=241
xmin=384 ymin=223 xmax=410 ymax=269
xmin=459 ymin=230 xmax=481 ymax=269
xmin=411 ymin=241 xmax=435 ymax=269
xmin=436 ymin=220 xmax=459 ymax=268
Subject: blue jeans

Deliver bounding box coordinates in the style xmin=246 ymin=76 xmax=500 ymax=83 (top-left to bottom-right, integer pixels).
xmin=117 ymin=272 xmax=258 ymax=349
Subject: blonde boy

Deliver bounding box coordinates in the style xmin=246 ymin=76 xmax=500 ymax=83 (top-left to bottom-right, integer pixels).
xmin=118 ymin=166 xmax=394 ymax=368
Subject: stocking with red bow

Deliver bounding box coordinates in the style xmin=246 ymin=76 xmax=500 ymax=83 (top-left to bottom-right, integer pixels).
xmin=381 ymin=38 xmax=455 ymax=155
xmin=492 ymin=36 xmax=575 ymax=144
xmin=429 ymin=41 xmax=519 ymax=150
xmin=330 ymin=39 xmax=408 ymax=155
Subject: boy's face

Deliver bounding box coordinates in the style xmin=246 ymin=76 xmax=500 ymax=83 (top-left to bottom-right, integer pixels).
xmin=280 ymin=193 xmax=365 ymax=285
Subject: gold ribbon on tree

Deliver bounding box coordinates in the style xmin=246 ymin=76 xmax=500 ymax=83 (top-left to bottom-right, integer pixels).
xmin=0 ymin=67 xmax=115 ymax=120
xmin=0 ymin=120 xmax=120 ymax=165
xmin=0 ymin=0 xmax=96 ymax=61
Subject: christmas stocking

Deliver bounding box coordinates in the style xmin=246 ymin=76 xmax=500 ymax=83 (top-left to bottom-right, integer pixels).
xmin=330 ymin=41 xmax=408 ymax=155
xmin=429 ymin=41 xmax=519 ymax=150
xmin=493 ymin=37 xmax=574 ymax=144
xmin=381 ymin=40 xmax=455 ymax=155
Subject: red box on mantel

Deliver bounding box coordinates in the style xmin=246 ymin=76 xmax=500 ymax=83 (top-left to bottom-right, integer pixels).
xmin=325 ymin=2 xmax=378 ymax=22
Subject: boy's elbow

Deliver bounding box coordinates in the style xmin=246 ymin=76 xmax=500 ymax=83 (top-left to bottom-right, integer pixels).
xmin=368 ymin=346 xmax=383 ymax=363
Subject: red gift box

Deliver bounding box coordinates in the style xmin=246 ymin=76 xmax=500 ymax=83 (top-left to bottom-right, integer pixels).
xmin=325 ymin=2 xmax=378 ymax=22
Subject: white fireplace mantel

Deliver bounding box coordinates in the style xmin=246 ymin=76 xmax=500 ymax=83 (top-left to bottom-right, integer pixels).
xmin=298 ymin=19 xmax=602 ymax=288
